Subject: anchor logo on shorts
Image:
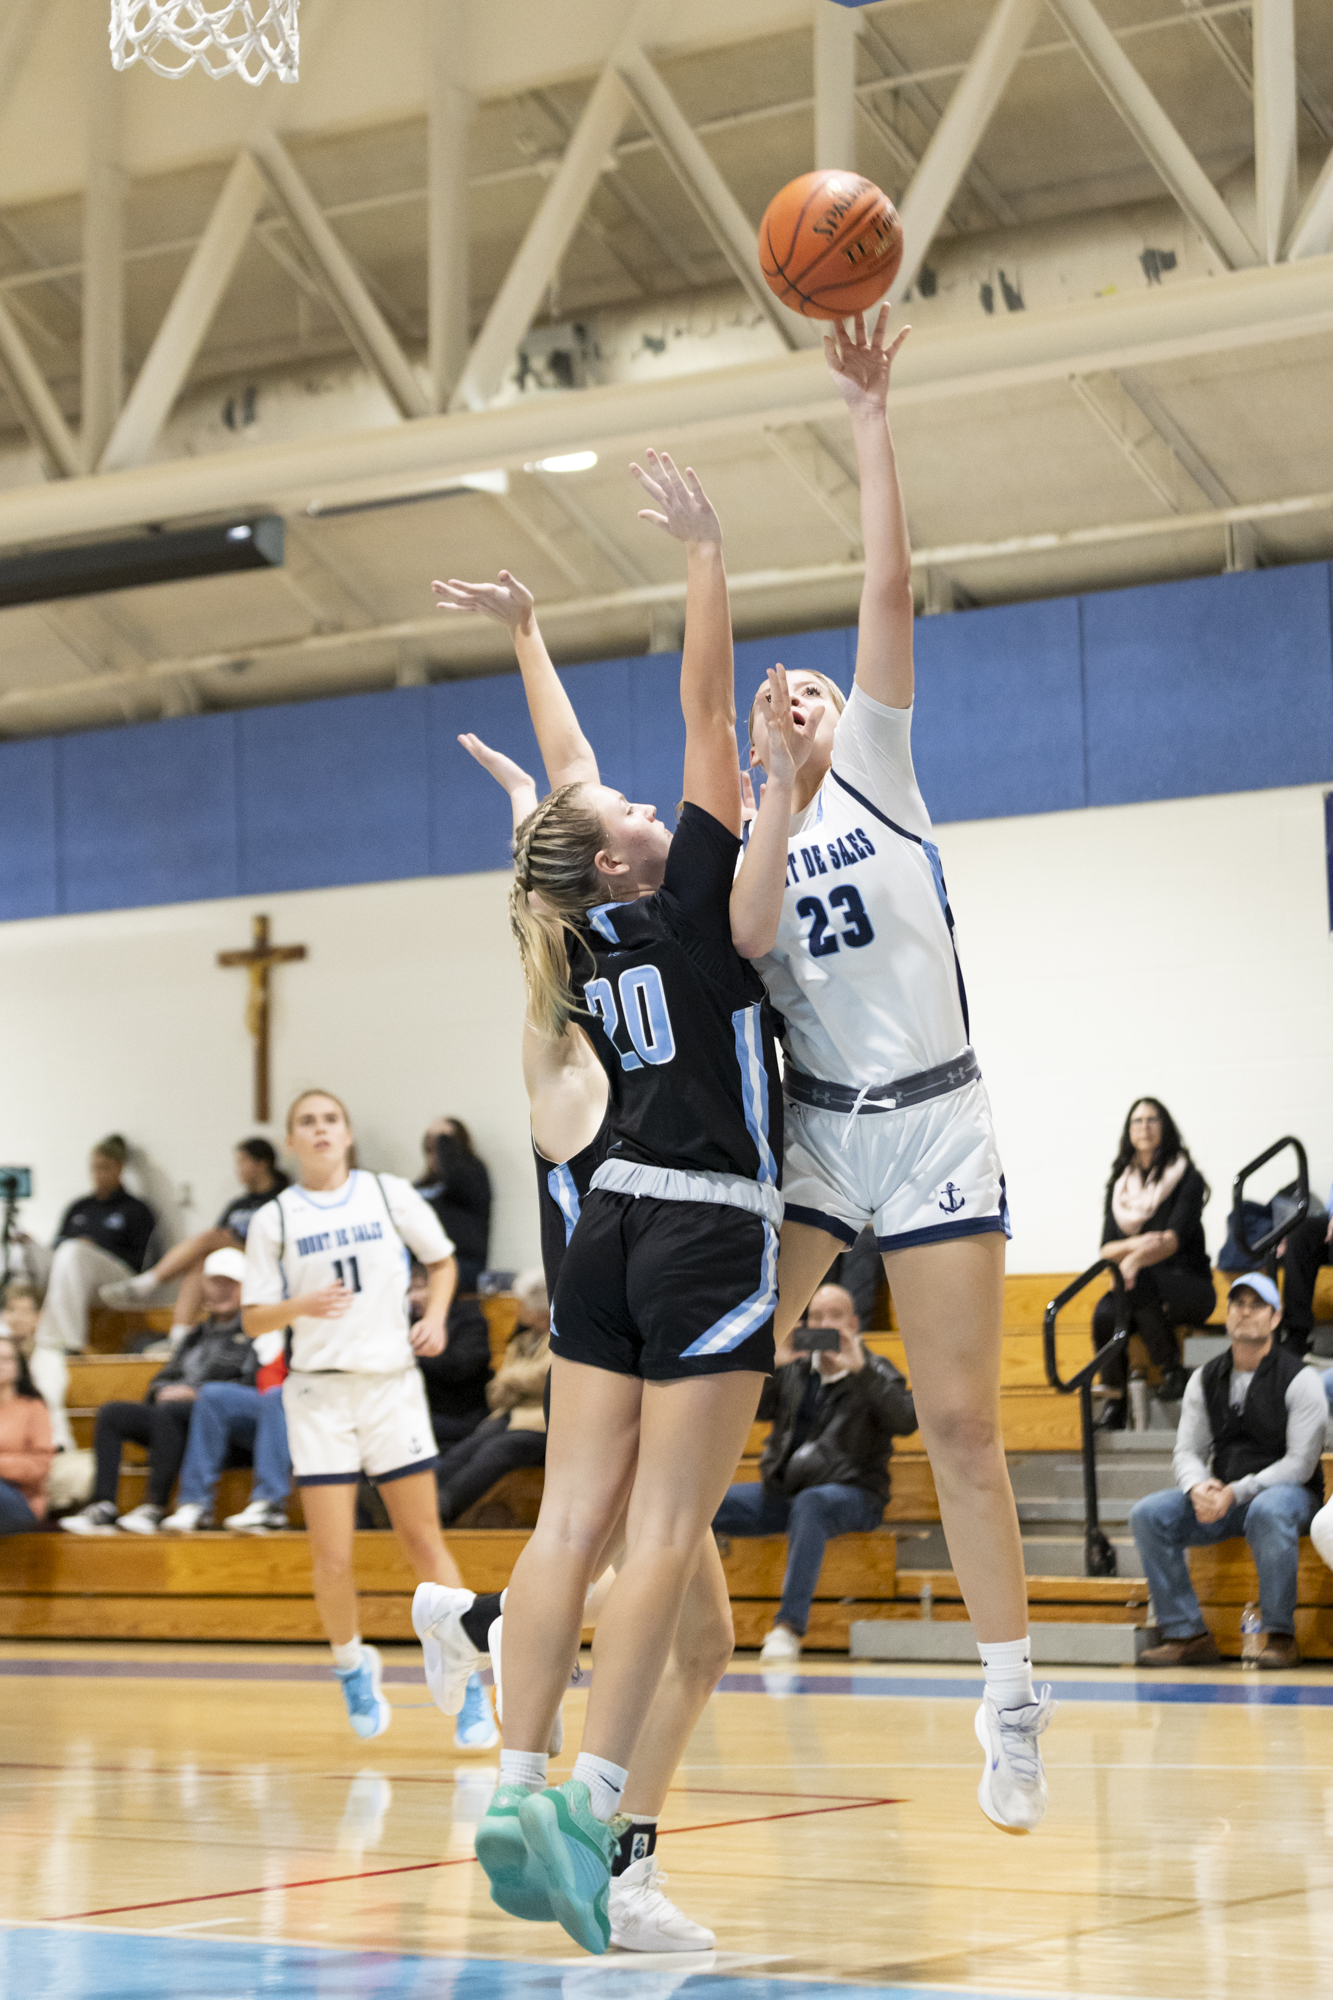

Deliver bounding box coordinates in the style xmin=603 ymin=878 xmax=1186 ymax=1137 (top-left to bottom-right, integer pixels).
xmin=937 ymin=1182 xmax=966 ymax=1214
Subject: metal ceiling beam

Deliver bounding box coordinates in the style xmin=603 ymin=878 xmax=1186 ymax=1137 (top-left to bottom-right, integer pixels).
xmin=0 ymin=296 xmax=81 ymax=478
xmin=81 ymin=43 xmax=125 ymax=472
xmin=1287 ymin=149 xmax=1333 ymax=261
xmin=9 ymin=484 xmax=1333 ymax=728
xmin=0 ymin=0 xmax=45 ymax=123
xmin=815 ymin=0 xmax=862 ymax=172
xmin=889 ymin=0 xmax=1046 ymax=302
xmin=249 ymin=132 xmax=429 ymax=421
xmin=0 ymin=254 xmax=1330 ymax=551
xmin=1048 ymin=0 xmax=1258 ymax=270
xmin=1252 ymin=0 xmax=1298 ymax=264
xmin=428 ymin=0 xmax=472 ymax=410
xmin=450 ymin=0 xmax=655 ymax=412
xmin=859 ymin=5 xmax=1018 ymax=231
xmin=100 ymin=155 xmax=268 ymax=475
xmin=613 ymin=47 xmax=822 ymax=351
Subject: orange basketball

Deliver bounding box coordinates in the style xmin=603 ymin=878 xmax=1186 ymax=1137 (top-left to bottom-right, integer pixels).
xmin=758 ymin=170 xmax=904 ymax=321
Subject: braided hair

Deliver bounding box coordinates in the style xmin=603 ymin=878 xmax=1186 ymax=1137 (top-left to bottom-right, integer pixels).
xmin=509 ymin=784 xmax=607 ymax=1038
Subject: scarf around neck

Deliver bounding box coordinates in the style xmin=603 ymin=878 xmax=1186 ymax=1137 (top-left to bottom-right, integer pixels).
xmin=1111 ymin=1152 xmax=1188 ymax=1236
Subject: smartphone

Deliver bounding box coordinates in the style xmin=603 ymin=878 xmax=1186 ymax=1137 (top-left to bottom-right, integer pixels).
xmin=791 ymin=1326 xmax=839 ymax=1353
xmin=0 ymin=1168 xmax=31 ymax=1200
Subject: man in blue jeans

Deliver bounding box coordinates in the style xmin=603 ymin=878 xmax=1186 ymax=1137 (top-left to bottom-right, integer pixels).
xmin=1131 ymin=1273 xmax=1327 ymax=1670
xmin=712 ymin=1284 xmax=916 ymax=1662
xmin=159 ymin=1250 xmax=293 ymax=1534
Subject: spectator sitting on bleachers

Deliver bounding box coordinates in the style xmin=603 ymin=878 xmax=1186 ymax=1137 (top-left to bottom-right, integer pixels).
xmin=60 ymin=1253 xmax=256 ymax=1538
xmin=1278 ymin=1183 xmax=1333 ymax=1358
xmin=435 ymin=1269 xmax=549 ymax=1525
xmin=0 ymin=1330 xmax=53 ymax=1535
xmin=23 ymin=1136 xmax=157 ymax=1451
xmin=409 ymin=1259 xmax=493 ymax=1451
xmin=1093 ymin=1098 xmax=1214 ymax=1427
xmin=0 ymin=1280 xmax=40 ymax=1359
xmin=160 ymin=1252 xmax=292 ymax=1534
xmin=712 ymin=1284 xmax=917 ymax=1664
xmin=100 ymin=1138 xmax=287 ymax=1351
xmin=415 ymin=1118 xmax=492 ymax=1296
xmin=1131 ymin=1273 xmax=1325 ymax=1670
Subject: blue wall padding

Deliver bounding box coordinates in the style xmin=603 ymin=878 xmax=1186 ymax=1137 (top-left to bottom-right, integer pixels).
xmin=0 ymin=735 xmax=58 ymax=919
xmin=59 ymin=711 xmax=239 ymax=913
xmin=2 ymin=562 xmax=1331 ymax=922
xmin=1082 ymin=564 xmax=1333 ymax=807
xmin=913 ymin=595 xmax=1086 ymax=822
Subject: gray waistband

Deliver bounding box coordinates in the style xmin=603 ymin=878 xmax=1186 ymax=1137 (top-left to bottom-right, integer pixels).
xmin=590 ymin=1158 xmax=783 ymax=1229
xmin=784 ymin=1047 xmax=981 ymax=1117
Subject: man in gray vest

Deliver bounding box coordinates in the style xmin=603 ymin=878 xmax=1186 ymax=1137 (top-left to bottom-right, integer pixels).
xmin=1130 ymin=1274 xmax=1326 ymax=1669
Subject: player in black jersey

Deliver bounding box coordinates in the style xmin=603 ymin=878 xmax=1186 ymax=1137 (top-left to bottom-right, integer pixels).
xmin=435 ymin=453 xmax=815 ymax=1954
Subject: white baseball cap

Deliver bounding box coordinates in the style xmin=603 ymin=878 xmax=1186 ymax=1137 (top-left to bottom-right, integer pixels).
xmin=203 ymin=1248 xmax=247 ymax=1283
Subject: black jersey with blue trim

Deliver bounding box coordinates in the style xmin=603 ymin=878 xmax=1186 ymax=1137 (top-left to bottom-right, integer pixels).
xmin=534 ymin=1119 xmax=610 ymax=1298
xmin=566 ymin=802 xmax=783 ymax=1188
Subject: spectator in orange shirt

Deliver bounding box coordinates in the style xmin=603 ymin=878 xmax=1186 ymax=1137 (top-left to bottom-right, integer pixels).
xmin=0 ymin=1330 xmax=54 ymax=1533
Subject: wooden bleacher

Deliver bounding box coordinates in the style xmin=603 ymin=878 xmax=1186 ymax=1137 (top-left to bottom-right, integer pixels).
xmin=8 ymin=1270 xmax=1330 ymax=1653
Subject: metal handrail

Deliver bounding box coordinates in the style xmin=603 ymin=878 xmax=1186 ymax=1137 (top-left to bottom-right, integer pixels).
xmin=1043 ymin=1260 xmax=1129 ymax=1578
xmin=1231 ymin=1135 xmax=1309 ymax=1264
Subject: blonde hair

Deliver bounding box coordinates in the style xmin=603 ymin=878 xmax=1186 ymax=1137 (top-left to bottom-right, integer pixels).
xmin=509 ymin=784 xmax=607 ymax=1040
xmin=746 ymin=669 xmax=846 ymax=752
xmin=285 ymin=1088 xmax=357 ymax=1168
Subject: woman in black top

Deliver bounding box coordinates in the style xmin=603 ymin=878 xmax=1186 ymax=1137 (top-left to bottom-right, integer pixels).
xmin=415 ymin=1120 xmax=491 ymax=1294
xmin=1092 ymin=1097 xmax=1214 ymax=1424
xmin=440 ymin=452 xmax=815 ymax=1953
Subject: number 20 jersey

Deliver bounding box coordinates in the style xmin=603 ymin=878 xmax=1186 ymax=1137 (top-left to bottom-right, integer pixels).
xmin=755 ymin=684 xmax=971 ymax=1088
xmin=242 ymin=1171 xmax=454 ymax=1375
xmin=566 ymin=804 xmax=783 ymax=1191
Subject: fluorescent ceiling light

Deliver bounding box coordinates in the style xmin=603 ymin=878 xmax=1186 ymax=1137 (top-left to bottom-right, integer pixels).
xmin=0 ymin=516 xmax=285 ymax=609
xmin=533 ymin=451 xmax=598 ymax=474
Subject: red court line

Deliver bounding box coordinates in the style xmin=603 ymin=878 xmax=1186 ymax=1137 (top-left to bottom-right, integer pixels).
xmin=49 ymin=1794 xmax=901 ymax=1924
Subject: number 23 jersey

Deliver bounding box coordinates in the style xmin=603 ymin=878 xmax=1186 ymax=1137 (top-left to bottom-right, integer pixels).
xmin=755 ymin=683 xmax=970 ymax=1087
xmin=242 ymin=1171 xmax=454 ymax=1374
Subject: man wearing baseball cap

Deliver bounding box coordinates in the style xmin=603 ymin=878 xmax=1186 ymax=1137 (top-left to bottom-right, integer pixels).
xmin=1130 ymin=1273 xmax=1326 ymax=1669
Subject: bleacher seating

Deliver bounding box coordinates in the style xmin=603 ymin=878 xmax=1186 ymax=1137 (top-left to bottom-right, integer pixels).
xmin=5 ymin=1271 xmax=1328 ymax=1654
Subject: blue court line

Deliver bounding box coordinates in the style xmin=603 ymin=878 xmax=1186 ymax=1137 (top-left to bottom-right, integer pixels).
xmin=3 ymin=1656 xmax=1332 ymax=1705
xmin=0 ymin=1928 xmax=1102 ymax=2000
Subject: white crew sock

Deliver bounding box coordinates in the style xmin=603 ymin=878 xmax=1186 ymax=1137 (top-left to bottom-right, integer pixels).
xmin=572 ymin=1752 xmax=629 ymax=1824
xmin=500 ymin=1749 xmax=548 ymax=1794
xmin=977 ymin=1635 xmax=1036 ymax=1711
xmin=331 ymin=1637 xmax=364 ymax=1673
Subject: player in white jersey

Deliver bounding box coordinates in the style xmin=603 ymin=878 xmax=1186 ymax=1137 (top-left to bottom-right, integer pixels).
xmin=732 ymin=310 xmax=1054 ymax=1833
xmin=241 ymin=1088 xmax=474 ymax=1742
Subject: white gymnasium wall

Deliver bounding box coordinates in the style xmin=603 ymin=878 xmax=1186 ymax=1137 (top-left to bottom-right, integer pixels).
xmin=0 ymin=780 xmax=1329 ymax=1276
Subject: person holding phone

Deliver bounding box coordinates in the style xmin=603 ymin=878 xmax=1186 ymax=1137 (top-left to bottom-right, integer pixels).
xmin=710 ymin=1283 xmax=916 ymax=1661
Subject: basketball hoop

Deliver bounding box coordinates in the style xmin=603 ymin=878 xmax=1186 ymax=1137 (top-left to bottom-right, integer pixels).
xmin=110 ymin=3 xmax=299 ymax=85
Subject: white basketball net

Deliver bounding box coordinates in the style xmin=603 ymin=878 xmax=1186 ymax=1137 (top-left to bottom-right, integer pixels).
xmin=110 ymin=3 xmax=299 ymax=85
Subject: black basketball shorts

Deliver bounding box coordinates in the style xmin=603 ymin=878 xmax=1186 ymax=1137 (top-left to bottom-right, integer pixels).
xmin=550 ymin=1189 xmax=777 ymax=1381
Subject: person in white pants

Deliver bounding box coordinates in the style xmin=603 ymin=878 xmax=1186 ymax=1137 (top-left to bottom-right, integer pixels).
xmin=1311 ymin=1370 xmax=1333 ymax=1572
xmin=24 ymin=1137 xmax=157 ymax=1452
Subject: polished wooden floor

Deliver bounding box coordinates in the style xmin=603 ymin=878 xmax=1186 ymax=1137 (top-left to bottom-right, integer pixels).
xmin=3 ymin=1639 xmax=1333 ymax=1999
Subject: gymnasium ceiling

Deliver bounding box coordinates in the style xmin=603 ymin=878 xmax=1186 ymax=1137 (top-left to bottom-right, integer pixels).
xmin=0 ymin=0 xmax=1331 ymax=739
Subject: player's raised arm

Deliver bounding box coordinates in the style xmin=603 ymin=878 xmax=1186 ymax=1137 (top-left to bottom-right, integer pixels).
xmin=826 ymin=309 xmax=914 ymax=710
xmin=632 ymin=450 xmax=739 ymax=836
xmin=457 ymin=733 xmax=539 ymax=837
xmin=434 ymin=569 xmax=598 ymax=790
xmin=731 ymin=666 xmax=824 ymax=958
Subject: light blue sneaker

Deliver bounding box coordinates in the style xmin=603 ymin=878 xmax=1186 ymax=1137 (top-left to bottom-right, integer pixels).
xmin=455 ymin=1671 xmax=500 ymax=1750
xmin=475 ymin=1782 xmax=555 ymax=1921
xmin=518 ymin=1779 xmax=617 ymax=1955
xmin=335 ymin=1643 xmax=391 ymax=1740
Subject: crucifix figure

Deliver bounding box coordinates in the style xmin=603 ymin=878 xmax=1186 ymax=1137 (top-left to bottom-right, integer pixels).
xmin=218 ymin=914 xmax=307 ymax=1123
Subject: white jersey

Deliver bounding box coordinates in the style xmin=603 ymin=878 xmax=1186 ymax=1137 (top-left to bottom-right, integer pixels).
xmin=242 ymin=1171 xmax=453 ymax=1375
xmin=755 ymin=684 xmax=969 ymax=1087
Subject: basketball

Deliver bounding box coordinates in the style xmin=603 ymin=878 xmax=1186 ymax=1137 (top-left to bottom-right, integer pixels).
xmin=758 ymin=170 xmax=904 ymax=321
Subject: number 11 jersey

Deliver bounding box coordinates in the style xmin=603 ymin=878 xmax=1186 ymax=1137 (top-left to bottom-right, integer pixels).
xmin=755 ymin=684 xmax=971 ymax=1088
xmin=242 ymin=1170 xmax=454 ymax=1374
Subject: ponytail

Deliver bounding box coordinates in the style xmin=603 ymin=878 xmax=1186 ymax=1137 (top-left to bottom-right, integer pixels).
xmin=510 ymin=784 xmax=607 ymax=1039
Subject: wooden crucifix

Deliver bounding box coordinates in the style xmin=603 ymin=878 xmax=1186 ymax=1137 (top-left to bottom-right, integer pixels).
xmin=218 ymin=915 xmax=307 ymax=1122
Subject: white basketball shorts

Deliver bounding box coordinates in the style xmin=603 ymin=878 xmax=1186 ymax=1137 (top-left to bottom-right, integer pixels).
xmin=782 ymin=1076 xmax=1010 ymax=1253
xmin=282 ymin=1368 xmax=438 ymax=1487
